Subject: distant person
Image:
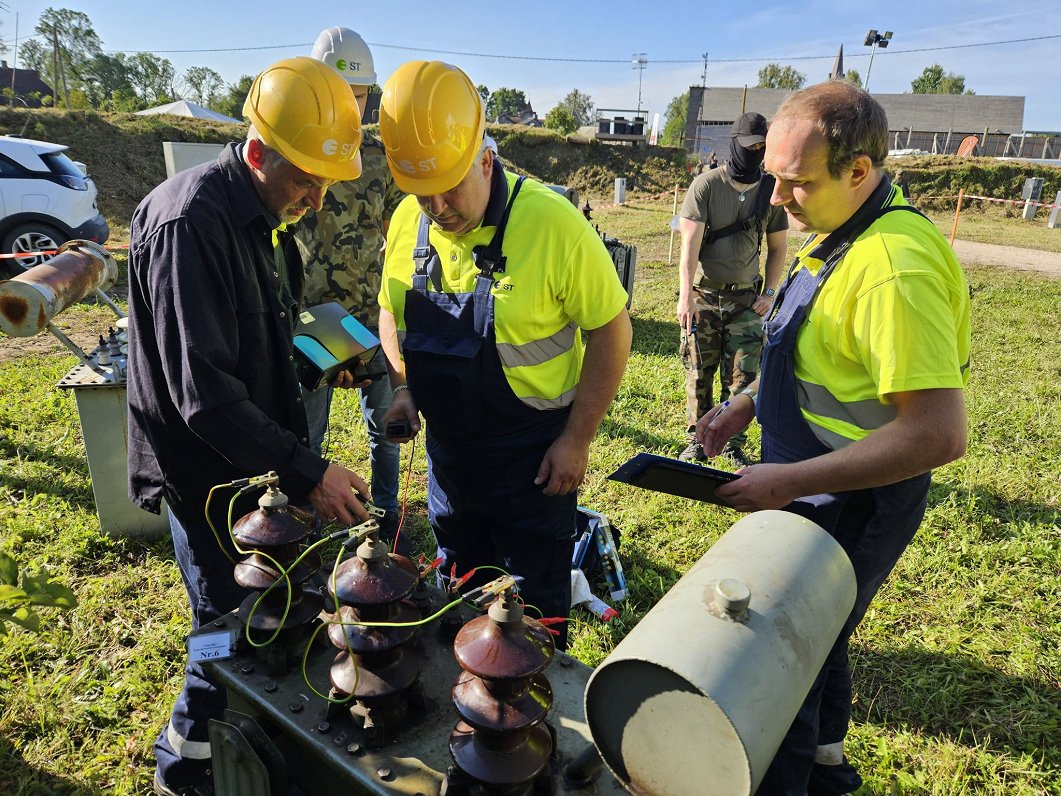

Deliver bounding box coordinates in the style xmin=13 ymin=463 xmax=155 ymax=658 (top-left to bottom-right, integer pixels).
xmin=126 ymin=58 xmax=370 ymax=796
xmin=676 ymin=112 xmax=788 ymax=466
xmin=376 ymin=61 xmax=631 ymax=650
xmin=296 ymin=26 xmax=407 ymax=547
xmin=708 ymin=152 xmax=719 ymax=169
xmin=699 ymin=81 xmax=970 ymax=794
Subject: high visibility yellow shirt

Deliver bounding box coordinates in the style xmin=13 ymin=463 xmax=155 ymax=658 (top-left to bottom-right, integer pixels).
xmin=379 ymin=169 xmax=628 ymax=409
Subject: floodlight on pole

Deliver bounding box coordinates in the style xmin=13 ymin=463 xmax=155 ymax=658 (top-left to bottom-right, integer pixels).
xmin=863 ymin=29 xmax=892 ymax=91
xmin=632 ymin=53 xmax=648 ymax=116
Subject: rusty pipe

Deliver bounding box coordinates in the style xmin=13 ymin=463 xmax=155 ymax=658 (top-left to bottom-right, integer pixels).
xmin=0 ymin=240 xmax=118 ymax=337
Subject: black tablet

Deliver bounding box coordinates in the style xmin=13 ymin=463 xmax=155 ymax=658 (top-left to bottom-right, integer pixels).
xmin=607 ymin=452 xmax=740 ymax=506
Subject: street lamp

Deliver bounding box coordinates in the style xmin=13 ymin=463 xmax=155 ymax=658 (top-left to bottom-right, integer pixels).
xmin=863 ymin=29 xmax=892 ymax=91
xmin=632 ymin=53 xmax=648 ymax=117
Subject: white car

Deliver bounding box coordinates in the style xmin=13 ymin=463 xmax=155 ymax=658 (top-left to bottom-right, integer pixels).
xmin=0 ymin=135 xmax=109 ymax=276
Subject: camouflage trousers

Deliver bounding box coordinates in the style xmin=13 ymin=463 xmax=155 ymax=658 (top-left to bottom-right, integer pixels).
xmin=679 ymin=285 xmax=763 ymax=444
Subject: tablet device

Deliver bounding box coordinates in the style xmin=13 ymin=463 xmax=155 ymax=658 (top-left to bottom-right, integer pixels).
xmin=293 ymin=302 xmax=381 ymax=391
xmin=607 ymin=452 xmax=740 ymax=506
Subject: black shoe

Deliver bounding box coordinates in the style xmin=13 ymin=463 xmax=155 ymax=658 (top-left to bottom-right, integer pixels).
xmin=722 ymin=443 xmax=756 ymax=468
xmin=807 ymin=756 xmax=863 ymax=795
xmin=679 ymin=437 xmax=706 ymax=462
xmin=153 ymin=771 xmax=213 ymax=796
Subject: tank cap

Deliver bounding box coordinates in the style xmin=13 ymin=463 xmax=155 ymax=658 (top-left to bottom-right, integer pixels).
xmin=714 ymin=578 xmax=751 ymax=619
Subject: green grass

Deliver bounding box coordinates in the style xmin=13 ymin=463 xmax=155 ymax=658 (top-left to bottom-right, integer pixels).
xmin=1 ymin=202 xmax=1059 ymax=794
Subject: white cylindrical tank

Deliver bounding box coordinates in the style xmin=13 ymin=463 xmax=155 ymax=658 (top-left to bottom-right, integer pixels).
xmin=584 ymin=510 xmax=857 ymax=796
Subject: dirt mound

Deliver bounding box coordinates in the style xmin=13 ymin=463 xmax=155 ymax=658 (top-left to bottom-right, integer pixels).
xmin=0 ymin=109 xmax=693 ymax=231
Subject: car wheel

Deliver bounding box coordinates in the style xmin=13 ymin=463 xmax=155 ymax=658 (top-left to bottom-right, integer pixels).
xmin=1 ymin=223 xmax=64 ymax=275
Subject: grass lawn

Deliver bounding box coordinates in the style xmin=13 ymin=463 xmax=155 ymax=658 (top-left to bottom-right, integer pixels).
xmin=1 ymin=199 xmax=1059 ymax=795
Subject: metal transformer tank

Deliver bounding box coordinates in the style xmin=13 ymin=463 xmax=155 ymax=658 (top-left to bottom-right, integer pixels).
xmin=584 ymin=510 xmax=857 ymax=795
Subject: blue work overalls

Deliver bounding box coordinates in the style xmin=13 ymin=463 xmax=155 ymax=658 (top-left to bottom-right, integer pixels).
xmin=401 ymin=177 xmax=577 ymax=648
xmin=754 ymin=199 xmax=932 ymax=795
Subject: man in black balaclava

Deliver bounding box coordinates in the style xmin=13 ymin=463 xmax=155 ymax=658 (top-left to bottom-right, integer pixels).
xmin=676 ymin=111 xmax=788 ymax=466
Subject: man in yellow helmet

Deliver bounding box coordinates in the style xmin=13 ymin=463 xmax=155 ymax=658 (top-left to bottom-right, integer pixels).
xmin=376 ymin=61 xmax=632 ymax=648
xmin=126 ymin=57 xmax=369 ymax=796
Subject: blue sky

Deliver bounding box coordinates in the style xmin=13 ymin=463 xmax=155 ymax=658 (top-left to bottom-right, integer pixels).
xmin=5 ymin=0 xmax=1059 ymax=131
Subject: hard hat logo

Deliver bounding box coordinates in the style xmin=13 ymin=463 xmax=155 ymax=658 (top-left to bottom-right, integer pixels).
xmin=310 ymin=27 xmax=377 ymax=86
xmin=243 ymin=57 xmax=363 ymax=182
xmin=379 ymin=60 xmax=486 ymax=195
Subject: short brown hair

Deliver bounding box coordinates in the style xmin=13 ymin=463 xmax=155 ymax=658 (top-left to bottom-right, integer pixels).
xmin=772 ymin=81 xmax=888 ymax=178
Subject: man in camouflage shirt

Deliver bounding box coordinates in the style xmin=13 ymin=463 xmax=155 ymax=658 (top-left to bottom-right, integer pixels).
xmin=297 ymin=27 xmax=406 ymax=534
xmin=676 ymin=112 xmax=787 ymax=466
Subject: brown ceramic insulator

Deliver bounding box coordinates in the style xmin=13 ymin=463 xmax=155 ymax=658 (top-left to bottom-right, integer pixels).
xmin=232 ymin=503 xmax=317 ymax=547
xmin=449 ymin=719 xmax=552 ymax=787
xmin=233 ymin=549 xmax=321 ymax=590
xmin=330 ymin=541 xmax=418 ymax=607
xmin=326 ymin=601 xmax=419 ymax=653
xmin=329 ymin=644 xmax=423 ymax=700
xmin=453 ymin=613 xmax=554 ymax=682
xmin=452 ymin=670 xmax=552 ymax=733
xmin=238 ymin=586 xmax=324 ymax=633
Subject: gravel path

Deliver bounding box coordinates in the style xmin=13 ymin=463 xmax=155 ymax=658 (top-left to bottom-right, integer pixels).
xmin=952 ymin=239 xmax=1061 ymax=279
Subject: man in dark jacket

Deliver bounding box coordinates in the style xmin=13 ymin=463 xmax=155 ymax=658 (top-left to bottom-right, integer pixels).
xmin=127 ymin=57 xmax=369 ymax=796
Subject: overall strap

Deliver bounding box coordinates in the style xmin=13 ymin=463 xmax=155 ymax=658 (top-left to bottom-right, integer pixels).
xmin=473 ymin=176 xmax=526 ymax=280
xmin=412 ymin=213 xmax=443 ymax=292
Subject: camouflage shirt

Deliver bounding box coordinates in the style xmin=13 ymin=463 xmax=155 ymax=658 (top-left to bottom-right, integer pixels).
xmin=294 ymin=131 xmax=405 ymax=327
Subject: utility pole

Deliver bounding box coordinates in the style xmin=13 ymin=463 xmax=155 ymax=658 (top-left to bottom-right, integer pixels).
xmin=631 ymin=53 xmax=648 ymax=118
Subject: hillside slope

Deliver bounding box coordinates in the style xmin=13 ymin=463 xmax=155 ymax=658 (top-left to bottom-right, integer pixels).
xmin=0 ymin=109 xmax=692 ymax=231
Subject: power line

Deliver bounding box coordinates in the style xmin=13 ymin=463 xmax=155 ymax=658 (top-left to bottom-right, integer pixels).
xmin=19 ymin=30 xmax=1060 ymax=63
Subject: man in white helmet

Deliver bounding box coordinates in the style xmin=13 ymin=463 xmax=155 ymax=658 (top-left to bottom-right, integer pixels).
xmin=296 ymin=26 xmax=408 ymax=549
xmin=127 ymin=57 xmax=370 ymax=796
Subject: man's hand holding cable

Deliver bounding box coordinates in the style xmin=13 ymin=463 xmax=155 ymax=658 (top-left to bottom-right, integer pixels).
xmin=310 ymin=462 xmax=371 ymax=524
xmin=381 ymin=384 xmax=421 ymax=442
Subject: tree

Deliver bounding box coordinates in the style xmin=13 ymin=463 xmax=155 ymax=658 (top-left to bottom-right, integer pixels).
xmin=661 ymin=92 xmax=689 ymax=147
xmin=33 ymin=8 xmax=104 ymax=101
xmin=756 ymin=63 xmax=806 ymax=90
xmin=486 ymin=87 xmax=527 ymax=121
xmin=911 ymin=64 xmax=974 ymax=95
xmin=81 ymin=52 xmax=131 ymax=108
xmin=559 ymin=88 xmax=594 ymax=126
xmin=214 ymin=75 xmax=254 ymax=120
xmin=184 ymin=66 xmax=224 ymax=106
xmin=844 ymin=69 xmax=862 ymax=87
xmin=544 ymin=104 xmax=578 ymax=135
xmin=127 ymin=52 xmax=176 ymax=104
xmin=476 ymin=84 xmax=490 ymax=104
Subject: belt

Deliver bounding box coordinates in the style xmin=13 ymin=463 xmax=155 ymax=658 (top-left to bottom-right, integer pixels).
xmin=699 ymin=278 xmax=758 ymax=292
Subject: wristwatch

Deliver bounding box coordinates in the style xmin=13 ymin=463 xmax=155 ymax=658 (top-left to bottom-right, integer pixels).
xmin=764 ymin=287 xmax=776 ymax=297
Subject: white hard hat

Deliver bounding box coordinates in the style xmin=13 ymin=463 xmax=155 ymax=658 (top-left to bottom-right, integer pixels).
xmin=310 ymin=26 xmax=377 ymax=86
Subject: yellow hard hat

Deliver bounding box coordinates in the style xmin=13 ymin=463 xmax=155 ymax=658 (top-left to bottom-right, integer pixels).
xmin=243 ymin=56 xmax=363 ymax=181
xmin=379 ymin=61 xmax=485 ymax=195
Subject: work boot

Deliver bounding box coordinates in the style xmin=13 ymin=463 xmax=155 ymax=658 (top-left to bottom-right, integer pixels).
xmin=721 ymin=442 xmax=756 ymax=468
xmin=807 ymin=756 xmax=863 ymax=795
xmin=153 ymin=770 xmax=213 ymax=796
xmin=678 ymin=435 xmax=706 ymax=462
